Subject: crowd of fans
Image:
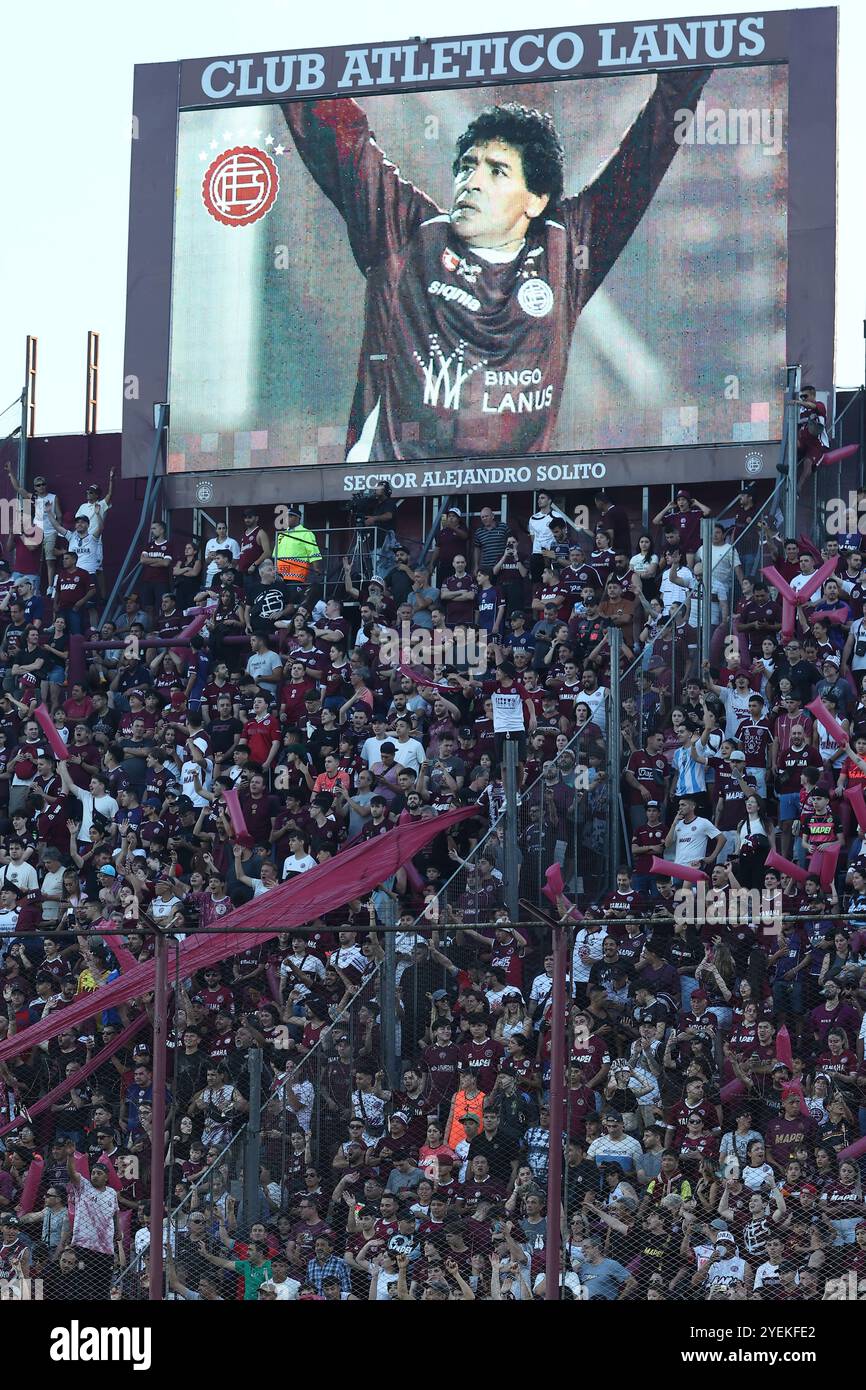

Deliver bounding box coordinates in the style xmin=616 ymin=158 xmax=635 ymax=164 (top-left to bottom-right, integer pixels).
xmin=1 ymin=455 xmax=866 ymax=1305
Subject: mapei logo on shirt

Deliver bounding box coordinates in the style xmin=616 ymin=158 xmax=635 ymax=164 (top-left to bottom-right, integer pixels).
xmin=441 ymin=247 xmax=482 ymax=284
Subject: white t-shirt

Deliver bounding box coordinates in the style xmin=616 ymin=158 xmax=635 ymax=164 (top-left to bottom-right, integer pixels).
xmin=205 ymin=536 xmax=241 ymax=585
xmin=280 ymin=952 xmax=325 ymax=998
xmin=491 ymin=688 xmax=525 ymax=733
xmin=0 ymin=907 xmax=20 ymax=940
xmin=68 ymin=788 xmax=119 ymax=842
xmin=697 ymin=542 xmax=741 ymax=592
xmin=270 ymin=1276 xmax=301 ymax=1301
xmin=0 ymin=861 xmax=38 ymax=893
xmin=35 ymin=493 xmax=59 ymax=537
xmin=62 ymin=528 xmax=103 ymax=575
xmin=528 ymin=506 xmax=571 ymax=554
xmin=281 ymin=854 xmax=316 ymax=878
xmin=392 ymin=737 xmax=427 ymax=774
xmin=70 ymin=1175 xmax=119 ymax=1256
xmin=245 ymin=650 xmax=283 ymax=685
xmin=671 ymin=816 xmax=720 ymax=866
xmin=151 ymin=894 xmax=182 ymax=925
xmin=704 ymin=1254 xmax=747 ymax=1289
xmin=718 ymin=684 xmax=763 ymax=740
xmin=74 ymin=499 xmax=109 ymax=535
xmin=578 ymin=686 xmax=607 ymax=734
xmin=180 ymin=757 xmax=213 ymax=807
xmin=529 ymin=971 xmax=553 ymax=1009
xmin=753 ymin=1259 xmax=780 ymax=1291
xmin=586 ymin=1133 xmax=643 ymax=1165
xmin=39 ymin=866 xmax=65 ymax=923
xmin=572 ymin=926 xmax=605 ymax=983
xmin=361 ymin=736 xmax=388 ymax=767
xmin=659 ymin=565 xmax=696 ymax=614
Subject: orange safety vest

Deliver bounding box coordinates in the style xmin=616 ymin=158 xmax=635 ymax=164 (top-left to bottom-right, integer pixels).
xmin=447 ymin=1087 xmax=486 ymax=1148
xmin=275 ymin=554 xmax=309 ymax=582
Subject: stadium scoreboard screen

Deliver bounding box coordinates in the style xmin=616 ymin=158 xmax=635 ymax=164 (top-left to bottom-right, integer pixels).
xmin=123 ymin=8 xmax=837 ymax=506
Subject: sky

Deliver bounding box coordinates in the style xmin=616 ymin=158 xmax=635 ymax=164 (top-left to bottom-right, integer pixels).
xmin=1 ymin=0 xmax=862 ymax=439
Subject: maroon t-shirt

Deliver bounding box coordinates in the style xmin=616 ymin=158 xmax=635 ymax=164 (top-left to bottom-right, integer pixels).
xmin=54 ymin=567 xmax=93 ymax=611
xmin=458 ymin=1039 xmax=504 ymax=1093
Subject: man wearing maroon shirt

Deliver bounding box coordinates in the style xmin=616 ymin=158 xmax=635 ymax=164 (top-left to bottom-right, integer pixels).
xmin=629 ymin=802 xmax=666 ymax=896
xmin=439 ymin=555 xmax=477 ymax=626
xmin=239 ymin=772 xmax=279 ymax=844
xmin=460 ymin=1155 xmax=506 ymax=1207
xmin=569 ymin=1023 xmax=611 ymax=1093
xmin=735 ymin=580 xmax=781 ymax=659
xmin=290 ymin=1197 xmax=333 ymax=1262
xmin=53 ymin=551 xmax=96 ymax=635
xmin=624 ymin=731 xmax=670 ymax=830
xmin=193 ymin=968 xmax=236 ymax=1019
xmin=458 ymin=1018 xmax=504 ymax=1094
xmin=765 ymin=1089 xmax=814 ymax=1172
xmin=808 ymin=981 xmax=860 ymax=1049
xmin=285 ymin=73 xmax=709 ymax=463
xmin=137 ymin=518 xmax=173 ymax=618
xmin=653 ymin=490 xmax=711 ymax=561
xmin=421 ymin=1022 xmax=461 ymax=1113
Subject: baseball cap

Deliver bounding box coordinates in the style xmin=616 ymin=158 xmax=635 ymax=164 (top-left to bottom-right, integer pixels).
xmin=286 ymin=504 xmax=302 ymax=516
xmin=1 ymin=1214 xmax=20 ymax=1227
xmin=690 ymin=990 xmax=708 ymax=1003
xmin=772 ymin=1061 xmax=791 ymax=1072
xmin=799 ymin=1182 xmax=818 ymax=1195
xmin=447 ymin=507 xmax=463 ymax=516
xmin=714 ymin=1231 xmax=736 ymax=1247
xmin=390 ymin=1113 xmax=409 ymax=1127
xmin=646 ymin=799 xmax=660 ymax=808
xmin=132 ymin=1043 xmax=151 ymax=1057
xmin=676 ymin=489 xmax=690 ymax=499
xmin=99 ymin=864 xmax=117 ymax=877
xmin=462 ymin=1113 xmax=480 ymax=1126
xmin=728 ymin=750 xmax=746 ymax=763
xmin=431 ymin=990 xmax=448 ymax=1001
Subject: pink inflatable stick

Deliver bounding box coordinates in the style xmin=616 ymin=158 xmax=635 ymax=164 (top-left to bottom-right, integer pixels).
xmin=764 ymin=849 xmax=809 ymax=884
xmin=806 ymin=698 xmax=849 ymax=749
xmin=648 ymin=856 xmax=707 ymax=884
xmin=33 ymin=703 xmax=69 ymax=761
xmin=844 ymin=785 xmax=866 ymax=834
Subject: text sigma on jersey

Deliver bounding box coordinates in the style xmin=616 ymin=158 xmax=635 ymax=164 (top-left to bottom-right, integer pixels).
xmin=198 ymin=18 xmax=767 ymax=99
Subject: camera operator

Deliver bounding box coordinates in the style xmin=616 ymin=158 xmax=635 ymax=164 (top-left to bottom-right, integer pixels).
xmin=350 ymin=480 xmax=400 ymax=579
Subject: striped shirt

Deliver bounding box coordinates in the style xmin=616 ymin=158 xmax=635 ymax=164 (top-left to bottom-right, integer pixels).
xmin=672 ymin=744 xmax=707 ymax=795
